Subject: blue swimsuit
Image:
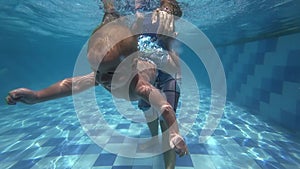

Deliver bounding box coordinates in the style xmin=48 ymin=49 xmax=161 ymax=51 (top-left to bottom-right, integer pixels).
xmin=137 ymin=14 xmax=180 ymax=113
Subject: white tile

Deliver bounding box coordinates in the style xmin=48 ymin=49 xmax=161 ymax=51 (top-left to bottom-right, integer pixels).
xmin=113 ymin=156 xmax=134 ymax=166
xmin=190 ymin=154 xmax=215 ymax=169
xmin=0 ymin=161 xmax=17 ymax=169
xmin=31 ymin=155 xmax=80 ymax=169
xmin=208 ymin=155 xmax=233 ymax=169
xmin=2 ymin=140 xmax=36 ymax=152
xmin=282 ymin=164 xmax=300 ymax=169
xmin=244 ymin=147 xmax=276 ymax=162
xmin=227 ymin=153 xmax=261 ymax=169
xmin=175 ymin=167 xmax=195 ymax=169
xmin=22 ymin=147 xmax=54 ymax=160
xmin=72 ymin=154 xmax=99 ymax=169
xmin=92 ymin=167 xmax=112 ymax=169
xmin=133 ymin=157 xmax=153 ymax=166
xmin=104 ymin=143 xmax=137 ymax=157
xmin=152 ymin=155 xmax=164 ymax=169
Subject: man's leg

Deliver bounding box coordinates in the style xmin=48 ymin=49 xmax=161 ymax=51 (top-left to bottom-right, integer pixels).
xmin=160 ymin=120 xmax=176 ymax=169
xmin=138 ymin=100 xmax=159 ymax=137
xmin=132 ymin=75 xmax=188 ymax=156
xmin=160 ymin=87 xmax=180 ymax=169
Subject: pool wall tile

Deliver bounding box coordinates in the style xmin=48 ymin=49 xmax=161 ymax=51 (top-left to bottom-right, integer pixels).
xmin=216 ymin=32 xmax=300 ymax=131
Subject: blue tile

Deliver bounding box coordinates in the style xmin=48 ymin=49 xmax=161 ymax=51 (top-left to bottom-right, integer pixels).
xmin=1 ymin=148 xmax=39 ymax=162
xmin=64 ymin=125 xmax=79 ymax=131
xmin=197 ymin=129 xmax=213 ymax=136
xmin=139 ymin=129 xmax=152 ymax=137
xmin=272 ymin=66 xmax=285 ymax=81
xmin=284 ymin=66 xmax=300 ymax=83
xmin=258 ymin=38 xmax=277 ymax=52
xmin=287 ymin=50 xmax=300 ymax=66
xmin=252 ymin=88 xmax=270 ymax=104
xmin=116 ymin=123 xmax=130 ymax=129
xmin=112 ymin=166 xmax=132 ymax=169
xmin=260 ymin=89 xmax=270 ymax=103
xmin=273 ymin=140 xmax=300 ymax=153
xmin=255 ymin=160 xmax=286 ymax=169
xmin=236 ymin=73 xmax=248 ymax=85
xmin=261 ymin=78 xmax=272 ymax=91
xmin=46 ymin=144 xmax=89 ymax=156
xmin=244 ymin=64 xmax=255 ymax=75
xmin=42 ymin=138 xmax=66 ymax=146
xmin=261 ymin=78 xmax=283 ymax=94
xmin=212 ymin=129 xmax=227 ymax=136
xmin=270 ymin=80 xmax=283 ymax=94
xmin=108 ymin=136 xmax=125 ymax=143
xmin=204 ymin=144 xmax=228 ymax=156
xmin=93 ymin=153 xmax=117 ymax=166
xmin=0 ymin=150 xmax=14 ymax=162
xmin=132 ymin=166 xmax=152 ymax=169
xmin=251 ymin=125 xmax=276 ymax=133
xmin=46 ymin=120 xmax=62 ymax=126
xmin=175 ymin=155 xmax=193 ymax=167
xmin=255 ymin=52 xmax=265 ymax=64
xmin=297 ymin=101 xmax=300 ymax=115
xmin=188 ymin=144 xmax=208 ymax=154
xmin=9 ymin=158 xmax=41 ymax=169
xmin=185 ymin=134 xmax=198 ymax=144
xmin=235 ymin=44 xmax=245 ymax=53
xmin=223 ymin=124 xmax=240 ymax=131
xmin=279 ymin=110 xmax=298 ymax=131
xmin=0 ymin=126 xmax=39 ymax=135
xmin=263 ymin=148 xmax=298 ymax=164
xmin=258 ymin=139 xmax=278 ymax=150
xmin=87 ymin=129 xmax=107 ymax=136
xmin=27 ymin=117 xmax=52 ymax=123
xmin=244 ymin=97 xmax=260 ymax=111
xmin=84 ymin=144 xmax=103 ymax=154
xmin=21 ymin=132 xmax=43 ymax=140
xmin=233 ymin=138 xmax=259 ymax=147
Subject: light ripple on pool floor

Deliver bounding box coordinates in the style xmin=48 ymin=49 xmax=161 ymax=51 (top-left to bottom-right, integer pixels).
xmin=0 ymin=87 xmax=299 ymax=168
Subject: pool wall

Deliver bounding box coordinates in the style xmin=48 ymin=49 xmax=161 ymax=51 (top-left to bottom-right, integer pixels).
xmin=216 ymin=32 xmax=300 ymax=131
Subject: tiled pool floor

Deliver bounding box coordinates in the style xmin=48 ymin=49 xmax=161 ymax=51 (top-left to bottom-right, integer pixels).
xmin=0 ymin=88 xmax=299 ymax=169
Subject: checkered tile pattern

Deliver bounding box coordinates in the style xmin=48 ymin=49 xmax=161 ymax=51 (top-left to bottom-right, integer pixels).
xmin=0 ymin=87 xmax=300 ymax=169
xmin=216 ymin=32 xmax=300 ymax=131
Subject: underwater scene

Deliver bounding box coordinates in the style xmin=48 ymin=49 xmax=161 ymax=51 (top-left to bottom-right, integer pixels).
xmin=1 ymin=0 xmax=300 ymax=169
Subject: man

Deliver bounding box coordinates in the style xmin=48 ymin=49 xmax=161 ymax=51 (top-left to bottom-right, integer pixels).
xmin=133 ymin=0 xmax=183 ymax=168
xmin=5 ymin=0 xmax=188 ymax=157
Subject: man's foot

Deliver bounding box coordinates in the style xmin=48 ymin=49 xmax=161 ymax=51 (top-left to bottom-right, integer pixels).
xmin=169 ymin=133 xmax=188 ymax=157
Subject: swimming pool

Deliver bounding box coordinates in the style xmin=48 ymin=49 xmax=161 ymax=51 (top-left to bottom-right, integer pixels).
xmin=1 ymin=0 xmax=300 ymax=169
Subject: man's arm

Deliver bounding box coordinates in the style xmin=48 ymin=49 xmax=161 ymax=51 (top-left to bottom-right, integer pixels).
xmin=5 ymin=72 xmax=97 ymax=105
xmin=165 ymin=49 xmax=181 ymax=74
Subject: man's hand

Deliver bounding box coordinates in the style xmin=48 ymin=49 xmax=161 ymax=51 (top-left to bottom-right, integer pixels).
xmin=152 ymin=9 xmax=177 ymax=37
xmin=5 ymin=88 xmax=38 ymax=105
xmin=160 ymin=0 xmax=182 ymax=18
xmin=151 ymin=0 xmax=182 ymax=43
